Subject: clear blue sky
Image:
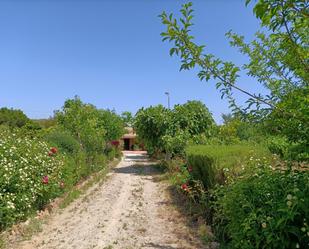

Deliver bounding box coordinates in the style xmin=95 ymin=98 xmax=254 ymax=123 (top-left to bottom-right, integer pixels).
xmin=0 ymin=0 xmax=264 ymax=123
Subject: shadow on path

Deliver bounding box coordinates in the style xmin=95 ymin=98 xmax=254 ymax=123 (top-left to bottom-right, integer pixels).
xmin=112 ymin=163 xmax=163 ymax=177
xmin=143 ymin=243 xmax=181 ymax=249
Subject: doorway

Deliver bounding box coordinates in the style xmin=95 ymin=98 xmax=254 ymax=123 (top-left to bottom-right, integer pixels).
xmin=123 ymin=138 xmax=130 ymax=150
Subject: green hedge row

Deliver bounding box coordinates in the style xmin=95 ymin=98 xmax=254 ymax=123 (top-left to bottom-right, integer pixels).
xmin=186 ymin=144 xmax=272 ymax=189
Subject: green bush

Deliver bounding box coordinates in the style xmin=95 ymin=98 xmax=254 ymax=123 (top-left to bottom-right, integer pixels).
xmin=186 ymin=144 xmax=272 ymax=188
xmin=267 ymin=136 xmax=290 ymax=158
xmin=212 ymin=165 xmax=309 ymax=249
xmin=287 ymin=143 xmax=309 ymax=162
xmin=45 ymin=129 xmax=81 ymax=154
xmin=267 ymin=136 xmax=309 ymax=162
xmin=0 ymin=108 xmax=30 ymax=128
xmin=135 ymin=100 xmax=215 ymax=156
xmin=0 ymin=129 xmax=64 ymax=230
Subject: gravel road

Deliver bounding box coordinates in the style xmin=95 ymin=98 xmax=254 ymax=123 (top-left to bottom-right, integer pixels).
xmin=16 ymin=152 xmax=206 ymax=249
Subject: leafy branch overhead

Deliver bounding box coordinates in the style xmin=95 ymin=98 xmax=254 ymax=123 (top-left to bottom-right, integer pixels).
xmin=159 ymin=0 xmax=308 ymax=119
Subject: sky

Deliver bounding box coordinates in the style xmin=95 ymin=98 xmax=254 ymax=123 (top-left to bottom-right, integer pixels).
xmin=0 ymin=0 xmax=265 ymax=123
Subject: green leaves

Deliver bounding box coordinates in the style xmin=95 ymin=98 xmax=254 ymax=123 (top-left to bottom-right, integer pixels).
xmin=134 ymin=101 xmax=215 ymax=156
xmin=160 ymin=0 xmax=309 ymax=152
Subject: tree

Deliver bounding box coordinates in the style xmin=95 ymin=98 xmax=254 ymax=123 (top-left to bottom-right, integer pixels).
xmin=55 ymin=96 xmax=105 ymax=153
xmin=98 ymin=109 xmax=125 ymax=141
xmin=0 ymin=107 xmax=31 ymax=128
xmin=172 ymin=100 xmax=215 ymax=137
xmin=134 ymin=105 xmax=171 ymax=154
xmin=121 ymin=111 xmax=134 ymax=127
xmin=135 ymin=101 xmax=215 ymax=155
xmin=159 ymin=0 xmax=308 ymax=149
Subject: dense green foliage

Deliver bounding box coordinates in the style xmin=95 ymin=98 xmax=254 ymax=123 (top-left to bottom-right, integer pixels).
xmin=212 ymin=166 xmax=309 ymax=249
xmin=44 ymin=129 xmax=81 ymax=154
xmin=0 ymin=108 xmax=35 ymax=129
xmin=158 ymin=2 xmax=309 ymax=245
xmin=55 ymin=97 xmax=106 ymax=153
xmin=186 ymin=144 xmax=272 ymax=187
xmin=0 ymin=97 xmax=123 ymax=231
xmin=0 ymin=127 xmax=64 ymax=229
xmin=121 ymin=111 xmax=134 ymax=127
xmin=98 ymin=109 xmax=125 ymax=142
xmin=135 ymin=101 xmax=215 ymax=155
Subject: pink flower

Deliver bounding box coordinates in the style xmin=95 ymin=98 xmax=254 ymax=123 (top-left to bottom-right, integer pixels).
xmin=188 ymin=166 xmax=193 ymax=172
xmin=42 ymin=175 xmax=49 ymax=184
xmin=48 ymin=151 xmax=53 ymax=156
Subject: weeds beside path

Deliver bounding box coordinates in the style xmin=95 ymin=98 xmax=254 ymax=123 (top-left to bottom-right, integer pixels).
xmin=9 ymin=152 xmax=206 ymax=249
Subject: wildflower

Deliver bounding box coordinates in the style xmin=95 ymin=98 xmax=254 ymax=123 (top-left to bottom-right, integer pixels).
xmin=48 ymin=151 xmax=53 ymax=156
xmin=261 ymin=222 xmax=267 ymax=228
xmin=188 ymin=166 xmax=193 ymax=172
xmin=181 ymin=183 xmax=189 ymax=191
xmin=42 ymin=175 xmax=49 ymax=184
xmin=50 ymin=147 xmax=58 ymax=154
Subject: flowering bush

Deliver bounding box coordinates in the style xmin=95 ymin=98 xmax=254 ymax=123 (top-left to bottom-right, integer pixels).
xmin=0 ymin=128 xmax=64 ymax=229
xmin=212 ymin=164 xmax=309 ymax=249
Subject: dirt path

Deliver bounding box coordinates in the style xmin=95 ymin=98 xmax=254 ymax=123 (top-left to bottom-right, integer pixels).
xmin=16 ymin=152 xmax=206 ymax=249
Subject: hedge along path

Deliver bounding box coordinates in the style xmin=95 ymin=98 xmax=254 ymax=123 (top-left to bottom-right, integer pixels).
xmin=13 ymin=152 xmax=206 ymax=249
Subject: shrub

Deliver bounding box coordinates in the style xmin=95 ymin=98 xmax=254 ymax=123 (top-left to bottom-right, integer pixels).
xmin=162 ymin=129 xmax=190 ymax=156
xmin=0 ymin=108 xmax=30 ymax=128
xmin=267 ymin=136 xmax=309 ymax=162
xmin=267 ymin=136 xmax=290 ymax=158
xmin=45 ymin=129 xmax=81 ymax=154
xmin=186 ymin=144 xmax=272 ymax=188
xmin=0 ymin=129 xmax=64 ymax=230
xmin=212 ymin=165 xmax=309 ymax=249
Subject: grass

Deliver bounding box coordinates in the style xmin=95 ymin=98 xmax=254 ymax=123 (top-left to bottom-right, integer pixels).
xmin=0 ymin=235 xmax=5 ymax=249
xmin=186 ymin=143 xmax=272 ymax=171
xmin=59 ymin=189 xmax=82 ymax=209
xmin=20 ymin=218 xmax=44 ymax=240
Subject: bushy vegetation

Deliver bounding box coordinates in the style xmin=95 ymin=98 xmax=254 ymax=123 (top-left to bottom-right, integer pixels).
xmin=134 ymin=100 xmax=215 ymax=156
xmin=0 ymin=97 xmax=124 ymax=230
xmin=0 ymin=108 xmax=31 ymax=128
xmin=153 ymin=0 xmax=309 ymax=247
xmin=186 ymin=144 xmax=272 ymax=188
xmin=0 ymin=127 xmax=64 ymax=229
xmin=212 ymin=166 xmax=309 ymax=249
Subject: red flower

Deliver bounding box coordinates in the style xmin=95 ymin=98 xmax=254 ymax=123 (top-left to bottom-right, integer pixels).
xmin=50 ymin=147 xmax=58 ymax=154
xmin=188 ymin=166 xmax=193 ymax=172
xmin=42 ymin=176 xmax=49 ymax=184
xmin=48 ymin=151 xmax=53 ymax=156
xmin=111 ymin=140 xmax=119 ymax=147
xmin=181 ymin=183 xmax=189 ymax=191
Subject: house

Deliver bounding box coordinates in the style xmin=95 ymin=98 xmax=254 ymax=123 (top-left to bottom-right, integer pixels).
xmin=121 ymin=127 xmax=136 ymax=150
